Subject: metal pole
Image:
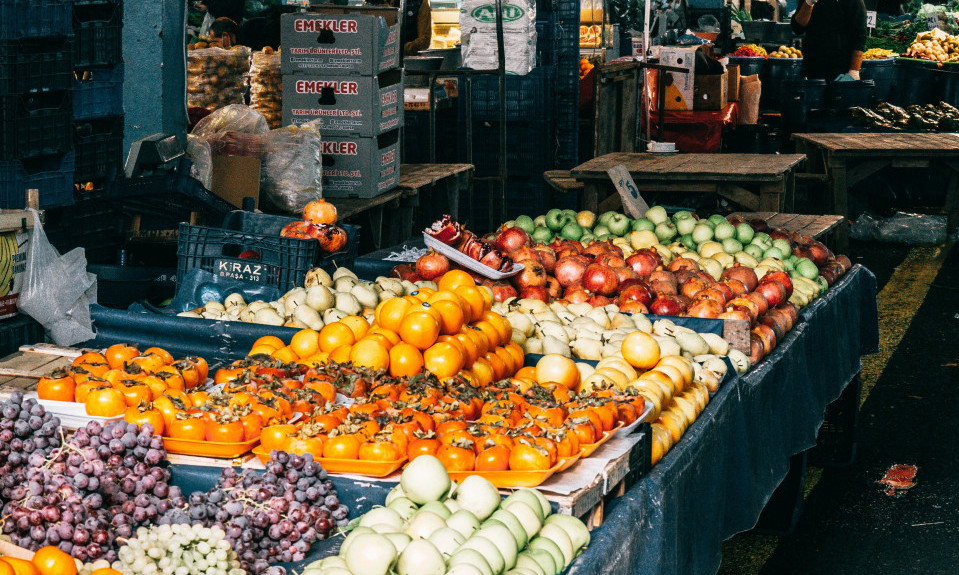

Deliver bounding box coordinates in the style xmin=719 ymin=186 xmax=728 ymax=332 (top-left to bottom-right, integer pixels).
xmin=428 ymin=71 xmax=437 ymax=164
xmin=495 ymin=0 xmax=507 ymax=225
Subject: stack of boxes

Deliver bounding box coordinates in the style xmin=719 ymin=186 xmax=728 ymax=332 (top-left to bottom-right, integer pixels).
xmin=0 ymin=0 xmax=76 ymax=209
xmin=281 ymin=7 xmax=404 ymax=200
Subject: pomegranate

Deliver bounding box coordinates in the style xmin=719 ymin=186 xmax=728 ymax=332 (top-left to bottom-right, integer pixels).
xmin=391 ymin=263 xmax=414 ymax=281
xmin=545 ymin=276 xmax=562 ymax=299
xmin=762 ymin=271 xmax=793 ymax=298
xmin=495 ymin=227 xmax=530 ymax=253
xmin=302 ymin=199 xmax=338 ymax=225
xmin=727 ymin=297 xmax=760 ymax=322
xmin=583 ymin=243 xmax=609 ymax=258
xmin=520 ymin=286 xmax=549 ymax=302
xmin=597 ymin=254 xmax=627 ymax=268
xmin=679 ymin=278 xmax=711 ymax=300
xmin=744 ymin=291 xmax=770 ymax=316
xmin=697 ymin=288 xmax=728 ymax=306
xmin=752 ymin=324 xmax=777 ymax=354
xmin=666 ymin=257 xmax=699 ymax=272
xmin=721 ymin=266 xmax=759 ymax=292
xmin=488 ymin=281 xmax=518 ymax=302
xmin=836 ymin=254 xmax=852 ymax=273
xmin=613 ymin=266 xmax=638 ymax=285
xmin=510 ymin=246 xmax=540 ymax=264
xmin=768 ymin=229 xmax=793 ymax=245
xmin=626 ymin=252 xmax=659 ymax=277
xmin=719 ymin=309 xmax=752 ymax=323
xmin=755 ymin=280 xmax=787 ymax=308
xmin=723 ymin=279 xmax=748 ymax=298
xmin=648 ymin=270 xmax=678 ymax=289
xmin=748 ymin=334 xmax=765 ymax=364
xmin=687 ymin=298 xmax=723 ymax=319
xmin=649 ymin=280 xmax=679 ymax=296
xmin=533 ymin=246 xmax=557 ymax=274
xmin=778 ymin=303 xmax=798 ymax=328
xmin=761 ymin=310 xmax=789 ymax=342
xmin=807 ymin=242 xmax=830 ymax=266
xmin=415 ymin=250 xmax=450 ymax=281
xmin=564 ymin=287 xmax=591 ymax=304
xmin=588 ymin=294 xmax=613 ymax=307
xmin=649 ymin=295 xmax=686 ymax=316
xmin=606 ymin=244 xmax=625 ymax=258
xmin=554 ymin=257 xmax=588 ymax=288
xmin=582 ymin=264 xmax=619 ymax=296
xmin=710 ymin=282 xmax=734 ymax=304
xmin=618 ymin=300 xmax=650 ymax=314
xmin=619 ymin=281 xmax=655 ymax=307
xmin=513 ymin=261 xmax=547 ymax=289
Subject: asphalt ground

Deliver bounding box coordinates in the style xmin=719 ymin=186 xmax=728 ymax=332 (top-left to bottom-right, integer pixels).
xmin=719 ymin=239 xmax=959 ymax=574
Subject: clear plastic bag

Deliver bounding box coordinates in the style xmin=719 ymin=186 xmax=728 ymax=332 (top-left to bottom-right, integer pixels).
xmin=186 ymin=46 xmax=252 ymax=111
xmin=259 ymin=122 xmax=323 ymax=215
xmin=250 ymin=49 xmax=282 ymax=129
xmin=191 ymin=104 xmax=269 ymax=156
xmin=16 ymin=210 xmax=97 ymax=346
xmin=186 ymin=134 xmax=214 ymax=190
xmin=850 ymin=211 xmax=949 ymax=244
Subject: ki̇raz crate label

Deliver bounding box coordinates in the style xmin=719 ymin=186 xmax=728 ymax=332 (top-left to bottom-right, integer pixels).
xmin=214 ymin=259 xmax=267 ymax=284
xmin=0 ymin=231 xmax=29 ymax=319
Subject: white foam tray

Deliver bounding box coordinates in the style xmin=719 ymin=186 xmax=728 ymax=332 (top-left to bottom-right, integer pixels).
xmin=423 ymin=233 xmax=524 ymax=280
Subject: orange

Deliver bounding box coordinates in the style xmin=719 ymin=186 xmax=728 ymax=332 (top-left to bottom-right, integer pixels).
xmin=369 ymin=327 xmax=401 ymax=345
xmin=249 ymin=344 xmax=280 ymax=357
xmin=437 ymin=335 xmax=467 ymax=360
xmin=457 ymin=286 xmax=485 ymax=322
xmin=505 ymin=342 xmax=525 ymax=370
xmin=657 ymin=356 xmax=694 ymax=388
xmin=477 ymin=285 xmax=494 ymax=312
xmin=411 ymin=287 xmax=436 ymax=301
xmin=349 ymin=339 xmax=390 ymax=371
xmin=641 ymin=369 xmax=681 ymax=397
xmin=299 ymin=352 xmax=330 ymax=366
xmin=340 ymin=315 xmax=371 ymax=340
xmin=329 ymin=345 xmax=353 ymax=364
xmin=651 ymin=364 xmax=685 ymax=394
xmin=375 ymin=297 xmax=413 ymax=332
xmin=427 ymin=289 xmax=464 ymax=306
xmin=514 ymin=366 xmax=537 ymax=381
xmin=361 ymin=332 xmax=394 ymax=350
xmin=453 ymin=332 xmax=480 ymax=364
xmin=408 ymin=301 xmax=442 ymax=325
xmin=423 ymin=342 xmax=465 ymax=379
xmin=252 ymin=335 xmax=285 ymax=351
xmin=429 ymin=299 xmax=466 ymax=335
xmin=0 ymin=558 xmax=39 ymax=575
xmin=437 ymin=269 xmax=475 ymax=292
xmin=398 ymin=311 xmax=440 ymax=350
xmin=535 ymin=354 xmax=579 ymax=389
xmin=31 ymin=546 xmax=77 ymax=575
xmin=389 ymin=342 xmax=424 ymax=377
xmin=289 ymin=329 xmax=320 ymax=358
xmin=319 ymin=322 xmax=357 ymax=353
xmin=89 ymin=569 xmax=124 ymax=575
xmin=465 ymin=326 xmax=490 ymax=356
xmin=271 ymin=346 xmax=299 ymax=364
xmin=622 ymin=331 xmax=661 ymax=370
xmin=494 ymin=346 xmax=517 ymax=377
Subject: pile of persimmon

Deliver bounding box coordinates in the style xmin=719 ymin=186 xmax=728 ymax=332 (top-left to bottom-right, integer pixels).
xmin=247 ymin=269 xmax=524 ymax=388
xmin=279 ymin=199 xmax=349 ymax=253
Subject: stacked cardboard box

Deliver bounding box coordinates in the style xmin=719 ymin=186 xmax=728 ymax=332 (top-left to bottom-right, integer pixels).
xmin=281 ymin=7 xmax=403 ymax=199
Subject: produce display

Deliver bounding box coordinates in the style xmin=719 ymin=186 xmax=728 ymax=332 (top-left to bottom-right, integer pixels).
xmin=113 ymin=524 xmax=244 ymax=575
xmin=0 ymin=544 xmax=89 ymax=575
xmin=250 ymin=48 xmax=282 ymax=129
xmin=279 ymin=200 xmax=349 ymax=255
xmin=579 ymin=57 xmax=595 ymax=79
xmin=767 ymin=46 xmax=801 ymax=58
xmin=424 ymin=215 xmax=515 ymax=273
xmin=852 ymin=101 xmax=959 ymax=131
xmin=580 ymin=24 xmax=602 ymax=47
xmin=186 ymin=46 xmax=251 ymax=111
xmin=865 ymin=18 xmax=927 ymax=53
xmin=730 ymin=44 xmax=767 ymax=57
xmin=863 ymin=47 xmax=897 ymax=59
xmin=301 ymin=457 xmax=590 ymax=575
xmin=904 ymin=28 xmax=959 ymax=62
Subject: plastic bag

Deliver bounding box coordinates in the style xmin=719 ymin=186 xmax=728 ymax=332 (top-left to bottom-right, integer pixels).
xmin=192 ymin=104 xmax=269 ymax=156
xmin=250 ymin=49 xmax=282 ymax=129
xmin=186 ymin=134 xmax=213 ymax=190
xmin=850 ymin=211 xmax=949 ymax=244
xmin=186 ymin=46 xmax=252 ymax=111
xmin=16 ymin=210 xmax=97 ymax=346
xmin=259 ymin=122 xmax=323 ymax=215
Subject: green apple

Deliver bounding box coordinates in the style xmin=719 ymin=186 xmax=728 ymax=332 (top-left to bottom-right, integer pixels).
xmin=644 ymin=205 xmax=669 ymax=225
xmin=592 ymin=224 xmax=611 ymax=237
xmin=672 ymin=210 xmax=695 ymax=222
xmin=533 ymin=215 xmax=547 ymax=228
xmin=763 ymin=247 xmax=784 ymax=260
xmin=514 ymin=215 xmax=535 ymax=234
xmin=735 ymin=223 xmax=754 ymax=244
xmin=713 ymin=222 xmax=736 ymax=241
xmin=654 ymin=222 xmax=677 ymax=243
xmin=606 ymin=214 xmax=631 ymax=236
xmin=580 ymin=232 xmax=596 ymax=244
xmin=597 ymin=211 xmax=618 ymax=227
xmin=545 ymin=209 xmax=571 ymax=232
xmin=772 ymin=238 xmax=792 ymax=256
xmin=675 ymin=217 xmax=697 ymax=236
xmin=576 ymin=210 xmax=596 ymax=229
xmin=744 ymin=244 xmax=764 ymax=259
xmin=721 ymin=238 xmax=743 ymax=253
xmin=560 ymin=221 xmax=584 ymax=241
xmin=692 ymin=224 xmax=714 ymax=244
xmin=752 ymin=232 xmax=771 ymax=245
xmin=708 ymin=214 xmax=727 ymax=227
xmin=531 ymin=226 xmax=553 ymax=244
xmin=735 ymin=251 xmax=759 ymax=267
xmin=502 ymin=220 xmax=515 ymax=229
xmin=597 ymin=233 xmax=614 ymax=241
xmin=631 ymin=218 xmax=655 ymax=232
xmin=680 ymin=234 xmax=697 ymax=250
xmin=783 ymin=258 xmax=795 ymax=271
xmin=796 ymin=258 xmax=818 ymax=279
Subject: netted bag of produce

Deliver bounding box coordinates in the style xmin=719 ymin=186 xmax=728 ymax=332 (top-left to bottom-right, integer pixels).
xmin=187 ymin=45 xmax=252 ymax=110
xmin=250 ymin=48 xmax=282 ymax=129
xmin=259 ymin=122 xmax=323 ymax=215
xmin=191 ymin=103 xmax=269 ymax=155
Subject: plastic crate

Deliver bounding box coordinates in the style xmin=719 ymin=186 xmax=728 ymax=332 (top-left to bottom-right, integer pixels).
xmin=88 ymin=264 xmax=177 ymax=308
xmin=808 ymin=375 xmax=862 ymax=467
xmin=73 ymin=115 xmax=123 ymax=181
xmin=402 ymin=108 xmax=460 ymax=164
xmin=73 ymin=3 xmax=121 ymax=67
xmin=0 ymin=90 xmax=72 ymax=160
xmin=0 ymin=152 xmax=74 ymax=209
xmin=0 ymin=0 xmax=73 ymax=40
xmin=44 ymin=196 xmax=124 ymax=263
xmin=536 ymin=14 xmax=560 ymax=67
xmin=462 ymin=66 xmax=555 ymax=122
xmin=463 ymin=120 xmax=554 ymax=178
xmin=73 ymin=65 xmax=123 ymax=120
xmin=0 ymin=314 xmax=46 ymax=356
xmin=0 ymin=37 xmax=74 ymax=95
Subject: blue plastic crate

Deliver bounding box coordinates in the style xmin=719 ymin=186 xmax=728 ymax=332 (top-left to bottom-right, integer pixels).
xmin=73 ymin=2 xmax=121 ymax=67
xmin=73 ymin=65 xmax=123 ymax=120
xmin=0 ymin=0 xmax=73 ymax=39
xmin=0 ymin=152 xmax=74 ymax=209
xmin=73 ymin=115 xmax=123 ymax=182
xmin=0 ymin=90 xmax=72 ymax=160
xmin=462 ymin=66 xmax=555 ymax=122
xmin=536 ymin=14 xmax=560 ymax=67
xmin=0 ymin=314 xmax=46 ymax=355
xmin=0 ymin=37 xmax=74 ymax=95
xmin=463 ymin=120 xmax=554 ymax=178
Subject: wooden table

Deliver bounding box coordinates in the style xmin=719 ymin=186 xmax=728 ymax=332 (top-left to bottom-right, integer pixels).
xmin=328 ymin=163 xmax=473 ymax=250
xmin=792 ymin=132 xmax=959 ymax=234
xmin=569 ymin=153 xmax=805 ymax=214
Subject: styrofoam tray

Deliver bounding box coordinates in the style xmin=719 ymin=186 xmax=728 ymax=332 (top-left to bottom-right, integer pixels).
xmin=423 ymin=233 xmax=524 ymax=279
xmin=37 ymin=398 xmax=124 ymax=429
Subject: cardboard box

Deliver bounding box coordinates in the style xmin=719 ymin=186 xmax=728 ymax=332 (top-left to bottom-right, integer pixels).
xmin=320 ymin=130 xmax=400 ymax=199
xmin=726 ymin=64 xmax=741 ymax=102
xmin=694 ymin=70 xmax=728 ymax=111
xmin=0 ymin=229 xmax=30 ymax=319
xmin=282 ymin=69 xmax=404 ymax=137
xmin=210 ymin=155 xmax=262 ymax=209
xmin=281 ymin=8 xmax=400 ymax=76
xmin=659 ymin=46 xmax=698 ymax=111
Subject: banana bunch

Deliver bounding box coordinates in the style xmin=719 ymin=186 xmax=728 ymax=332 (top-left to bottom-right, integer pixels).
xmin=180 ymin=267 xmax=428 ymax=328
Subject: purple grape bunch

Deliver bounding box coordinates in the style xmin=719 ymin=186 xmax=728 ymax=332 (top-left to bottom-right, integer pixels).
xmin=159 ymin=450 xmax=350 ymax=574
xmin=0 ymin=406 xmax=176 ymax=564
xmin=0 ymin=392 xmax=62 ymax=504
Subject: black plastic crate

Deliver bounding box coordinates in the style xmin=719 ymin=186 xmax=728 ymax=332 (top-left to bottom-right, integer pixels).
xmin=89 ymin=264 xmax=177 ymax=308
xmin=0 ymin=37 xmax=74 ymax=95
xmin=463 ymin=120 xmax=554 ymax=177
xmin=809 ymin=375 xmax=862 ymax=467
xmin=0 ymin=152 xmax=74 ymax=209
xmin=73 ymin=3 xmax=121 ymax=67
xmin=402 ymin=108 xmax=460 ymax=164
xmin=73 ymin=65 xmax=123 ymax=120
xmin=0 ymin=90 xmax=72 ymax=160
xmin=536 ymin=14 xmax=560 ymax=67
xmin=0 ymin=313 xmax=46 ymax=357
xmin=44 ymin=197 xmax=124 ymax=263
xmin=73 ymin=115 xmax=123 ymax=181
xmin=0 ymin=0 xmax=73 ymax=40
xmin=461 ymin=66 xmax=555 ymax=122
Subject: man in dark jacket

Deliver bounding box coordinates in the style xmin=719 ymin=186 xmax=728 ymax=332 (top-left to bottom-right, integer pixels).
xmin=791 ymin=0 xmax=867 ymax=81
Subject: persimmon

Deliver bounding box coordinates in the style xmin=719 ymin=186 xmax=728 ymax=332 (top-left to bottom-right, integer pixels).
xmin=508 ymin=443 xmax=551 ymax=471
xmin=168 ymin=417 xmax=207 ymax=441
xmin=205 ymin=420 xmax=245 ymax=443
xmin=104 ymin=344 xmax=139 ymax=370
xmin=36 ymin=369 xmax=75 ymax=402
xmin=349 ymin=339 xmax=390 ymax=371
xmin=260 ymin=424 xmax=297 ymax=452
xmin=436 ymin=442 xmax=475 ymax=471
xmin=84 ymin=386 xmax=126 ymax=417
xmin=323 ymin=434 xmax=361 ymax=459
xmin=124 ymin=406 xmax=165 ymax=436
xmin=475 ymin=445 xmax=511 ymax=471
xmin=398 ymin=311 xmax=440 ymax=350
xmin=359 ymin=436 xmax=403 ymax=461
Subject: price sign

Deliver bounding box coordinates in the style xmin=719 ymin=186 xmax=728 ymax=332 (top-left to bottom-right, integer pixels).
xmin=928 ymin=12 xmax=941 ymax=30
xmin=607 ymin=165 xmax=649 ymax=218
xmin=866 ymin=10 xmax=877 ymax=29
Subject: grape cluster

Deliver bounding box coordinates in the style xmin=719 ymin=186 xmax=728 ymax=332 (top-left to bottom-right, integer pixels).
xmin=0 ymin=407 xmax=177 ymax=564
xmin=114 ymin=523 xmax=245 ymax=575
xmin=0 ymin=392 xmax=62 ymax=504
xmin=160 ymin=451 xmax=349 ymax=574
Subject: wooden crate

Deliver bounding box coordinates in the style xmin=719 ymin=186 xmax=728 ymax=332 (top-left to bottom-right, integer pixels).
xmin=0 ymin=344 xmax=85 ymax=399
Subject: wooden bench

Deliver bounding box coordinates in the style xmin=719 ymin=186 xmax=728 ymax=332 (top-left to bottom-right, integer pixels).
xmin=544 ymin=170 xmax=585 ymax=195
xmin=733 ymin=211 xmax=848 ymax=251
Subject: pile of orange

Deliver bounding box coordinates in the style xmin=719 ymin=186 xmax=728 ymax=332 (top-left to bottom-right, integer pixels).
xmin=247 ymin=270 xmax=522 ymax=387
xmin=0 ymin=545 xmax=121 ymax=575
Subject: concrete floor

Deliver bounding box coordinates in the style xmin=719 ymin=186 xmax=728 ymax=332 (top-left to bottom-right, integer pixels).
xmin=720 ymin=240 xmax=959 ymax=574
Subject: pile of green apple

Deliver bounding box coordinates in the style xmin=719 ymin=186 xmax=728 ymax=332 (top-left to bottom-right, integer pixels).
xmin=505 ymin=209 xmax=635 ymax=245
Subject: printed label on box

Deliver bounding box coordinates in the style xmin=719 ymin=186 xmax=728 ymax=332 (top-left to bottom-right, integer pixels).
xmin=281 ymin=10 xmax=400 ymax=76
xmin=321 ymin=130 xmax=401 ymax=198
xmin=283 ymin=70 xmax=404 ymax=137
xmin=0 ymin=230 xmax=30 ymax=319
xmin=213 ymin=258 xmax=268 ymax=284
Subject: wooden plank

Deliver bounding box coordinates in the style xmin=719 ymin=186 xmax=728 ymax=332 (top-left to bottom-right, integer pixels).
xmin=718 ymin=184 xmax=760 ymax=211
xmin=571 ymin=154 xmax=805 ymax=182
xmin=544 ymin=170 xmax=585 ymax=194
xmin=19 ymin=343 xmax=91 ymax=358
xmin=766 ymin=213 xmax=800 ymax=228
xmin=396 ymin=164 xmax=474 ymax=191
xmin=723 ymin=319 xmax=750 ymax=354
xmin=329 ymin=188 xmax=405 ymax=221
xmin=169 ymin=453 xmax=256 ymax=468
xmin=0 ymin=356 xmax=71 ymax=379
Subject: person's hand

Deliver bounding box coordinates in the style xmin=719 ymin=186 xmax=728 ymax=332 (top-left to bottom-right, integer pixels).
xmin=848 ymin=69 xmax=860 ymax=80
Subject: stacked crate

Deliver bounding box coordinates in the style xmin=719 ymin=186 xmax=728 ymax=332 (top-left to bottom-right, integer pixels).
xmin=0 ymin=0 xmax=76 ymax=209
xmin=71 ymin=0 xmax=123 ymax=192
xmin=545 ymin=0 xmax=580 ymax=171
xmin=280 ymin=9 xmax=404 ymax=200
